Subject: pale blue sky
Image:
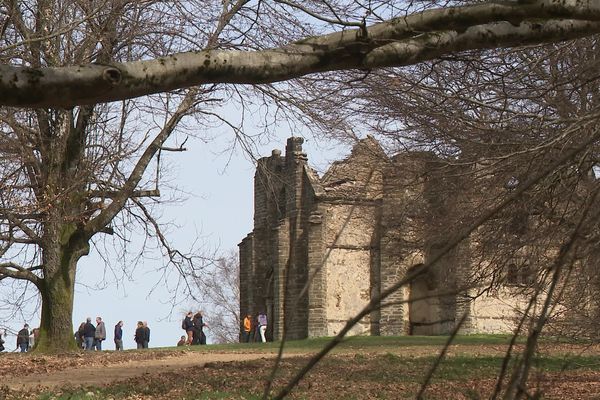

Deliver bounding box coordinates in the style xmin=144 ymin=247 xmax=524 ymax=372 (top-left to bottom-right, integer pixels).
xmin=67 ymin=126 xmax=347 ymax=349
xmin=0 ymin=98 xmax=349 ymax=350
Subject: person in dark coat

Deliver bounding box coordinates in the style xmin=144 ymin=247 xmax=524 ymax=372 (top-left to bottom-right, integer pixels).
xmin=192 ymin=312 xmax=208 ymax=345
xmin=114 ymin=321 xmax=124 ymax=351
xmin=134 ymin=321 xmax=145 ymax=349
xmin=75 ymin=322 xmax=85 ymax=349
xmin=83 ymin=317 xmax=96 ymax=350
xmin=142 ymin=321 xmax=150 ymax=349
xmin=183 ymin=312 xmax=194 ymax=345
xmin=16 ymin=324 xmax=29 ymax=352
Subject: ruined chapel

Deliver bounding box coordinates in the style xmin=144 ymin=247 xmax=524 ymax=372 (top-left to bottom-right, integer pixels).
xmin=239 ymin=136 xmax=542 ymax=341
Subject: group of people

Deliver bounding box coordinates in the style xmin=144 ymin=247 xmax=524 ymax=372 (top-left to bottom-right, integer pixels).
xmin=242 ymin=312 xmax=268 ymax=343
xmin=0 ymin=324 xmax=42 ymax=353
xmin=75 ymin=317 xmax=150 ymax=351
xmin=5 ymin=312 xmax=211 ymax=352
xmin=14 ymin=324 xmax=40 ymax=352
xmin=179 ymin=311 xmax=207 ymax=346
xmin=133 ymin=321 xmax=151 ymax=349
xmin=75 ymin=317 xmax=107 ymax=350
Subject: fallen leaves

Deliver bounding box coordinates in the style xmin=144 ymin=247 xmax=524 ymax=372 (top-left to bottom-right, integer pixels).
xmin=3 ymin=343 xmax=600 ymax=399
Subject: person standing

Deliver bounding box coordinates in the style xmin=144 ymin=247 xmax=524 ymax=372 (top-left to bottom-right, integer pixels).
xmin=242 ymin=314 xmax=252 ymax=343
xmin=94 ymin=317 xmax=106 ymax=351
xmin=114 ymin=320 xmax=124 ymax=351
xmin=16 ymin=324 xmax=30 ymax=352
xmin=253 ymin=313 xmax=261 ymax=342
xmin=257 ymin=311 xmax=268 ymax=343
xmin=75 ymin=322 xmax=85 ymax=349
xmin=83 ymin=317 xmax=96 ymax=350
xmin=30 ymin=328 xmax=40 ymax=349
xmin=142 ymin=321 xmax=150 ymax=349
xmin=183 ymin=312 xmax=194 ymax=345
xmin=134 ymin=321 xmax=145 ymax=349
xmin=192 ymin=311 xmax=208 ymax=345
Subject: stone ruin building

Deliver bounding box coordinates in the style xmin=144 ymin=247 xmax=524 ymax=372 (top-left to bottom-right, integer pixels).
xmin=238 ymin=136 xmax=590 ymax=341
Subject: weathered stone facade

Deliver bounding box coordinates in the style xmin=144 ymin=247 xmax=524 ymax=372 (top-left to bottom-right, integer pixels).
xmin=239 ymin=136 xmax=535 ymax=340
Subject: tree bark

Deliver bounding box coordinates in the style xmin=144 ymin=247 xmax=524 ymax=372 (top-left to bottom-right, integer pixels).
xmin=1 ymin=1 xmax=600 ymax=107
xmin=36 ymin=272 xmax=78 ymax=353
xmin=34 ymin=223 xmax=90 ymax=353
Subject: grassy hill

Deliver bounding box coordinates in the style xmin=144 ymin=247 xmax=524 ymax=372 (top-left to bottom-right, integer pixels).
xmin=6 ymin=335 xmax=600 ymax=400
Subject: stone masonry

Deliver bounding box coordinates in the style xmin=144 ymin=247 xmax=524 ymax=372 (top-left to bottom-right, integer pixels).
xmin=239 ymin=136 xmax=537 ymax=341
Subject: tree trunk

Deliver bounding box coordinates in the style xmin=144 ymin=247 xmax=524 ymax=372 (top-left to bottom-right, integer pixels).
xmin=36 ymin=274 xmax=78 ymax=353
xmin=35 ymin=227 xmax=89 ymax=353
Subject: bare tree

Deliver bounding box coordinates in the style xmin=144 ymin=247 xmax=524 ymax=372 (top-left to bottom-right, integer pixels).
xmin=0 ymin=0 xmax=291 ymax=353
xmin=190 ymin=250 xmax=240 ymax=344
xmin=0 ymin=0 xmax=398 ymax=354
xmin=0 ymin=5 xmax=599 ymax=400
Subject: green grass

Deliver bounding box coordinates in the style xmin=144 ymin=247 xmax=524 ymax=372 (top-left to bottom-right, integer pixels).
xmin=158 ymin=334 xmax=519 ymax=354
xmin=194 ymin=392 xmax=262 ymax=400
xmin=311 ymin=352 xmax=600 ymax=386
xmin=32 ymin=351 xmax=600 ymax=400
xmin=374 ymin=353 xmax=600 ymax=381
xmin=26 ymin=335 xmax=600 ymax=400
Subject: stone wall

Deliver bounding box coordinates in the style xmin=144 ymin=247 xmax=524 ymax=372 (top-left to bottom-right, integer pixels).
xmin=321 ymin=203 xmax=378 ymax=335
xmin=239 ymin=136 xmax=545 ymax=341
xmin=469 ymin=288 xmax=531 ymax=333
xmin=379 ymin=154 xmax=428 ymax=335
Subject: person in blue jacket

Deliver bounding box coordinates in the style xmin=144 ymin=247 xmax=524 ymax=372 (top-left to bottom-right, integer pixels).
xmin=114 ymin=321 xmax=124 ymax=351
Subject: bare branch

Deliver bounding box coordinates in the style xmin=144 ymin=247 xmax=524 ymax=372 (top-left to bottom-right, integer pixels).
xmin=273 ymin=0 xmax=365 ymax=28
xmin=88 ymin=189 xmax=161 ymax=198
xmin=0 ymin=262 xmax=41 ymax=285
xmin=3 ymin=1 xmax=600 ymax=106
xmin=271 ymin=126 xmax=600 ymax=400
xmin=83 ymin=91 xmax=197 ymax=238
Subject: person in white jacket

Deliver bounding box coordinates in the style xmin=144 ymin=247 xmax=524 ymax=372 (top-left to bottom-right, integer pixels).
xmin=257 ymin=312 xmax=268 ymax=342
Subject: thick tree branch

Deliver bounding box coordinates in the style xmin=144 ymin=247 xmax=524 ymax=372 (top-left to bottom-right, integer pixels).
xmin=88 ymin=189 xmax=161 ymax=198
xmin=363 ymin=20 xmax=600 ymax=68
xmin=0 ymin=261 xmax=41 ymax=285
xmin=2 ymin=1 xmax=600 ymax=107
xmin=4 ymin=212 xmax=41 ymax=242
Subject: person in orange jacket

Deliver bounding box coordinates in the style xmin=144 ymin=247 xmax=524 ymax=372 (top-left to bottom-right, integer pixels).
xmin=242 ymin=314 xmax=252 ymax=343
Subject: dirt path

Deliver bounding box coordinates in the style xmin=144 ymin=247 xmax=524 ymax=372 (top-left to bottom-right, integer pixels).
xmin=5 ymin=352 xmax=279 ymax=391
xmin=6 ymin=342 xmax=599 ymax=392
xmin=0 ymin=345 xmax=518 ymax=391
